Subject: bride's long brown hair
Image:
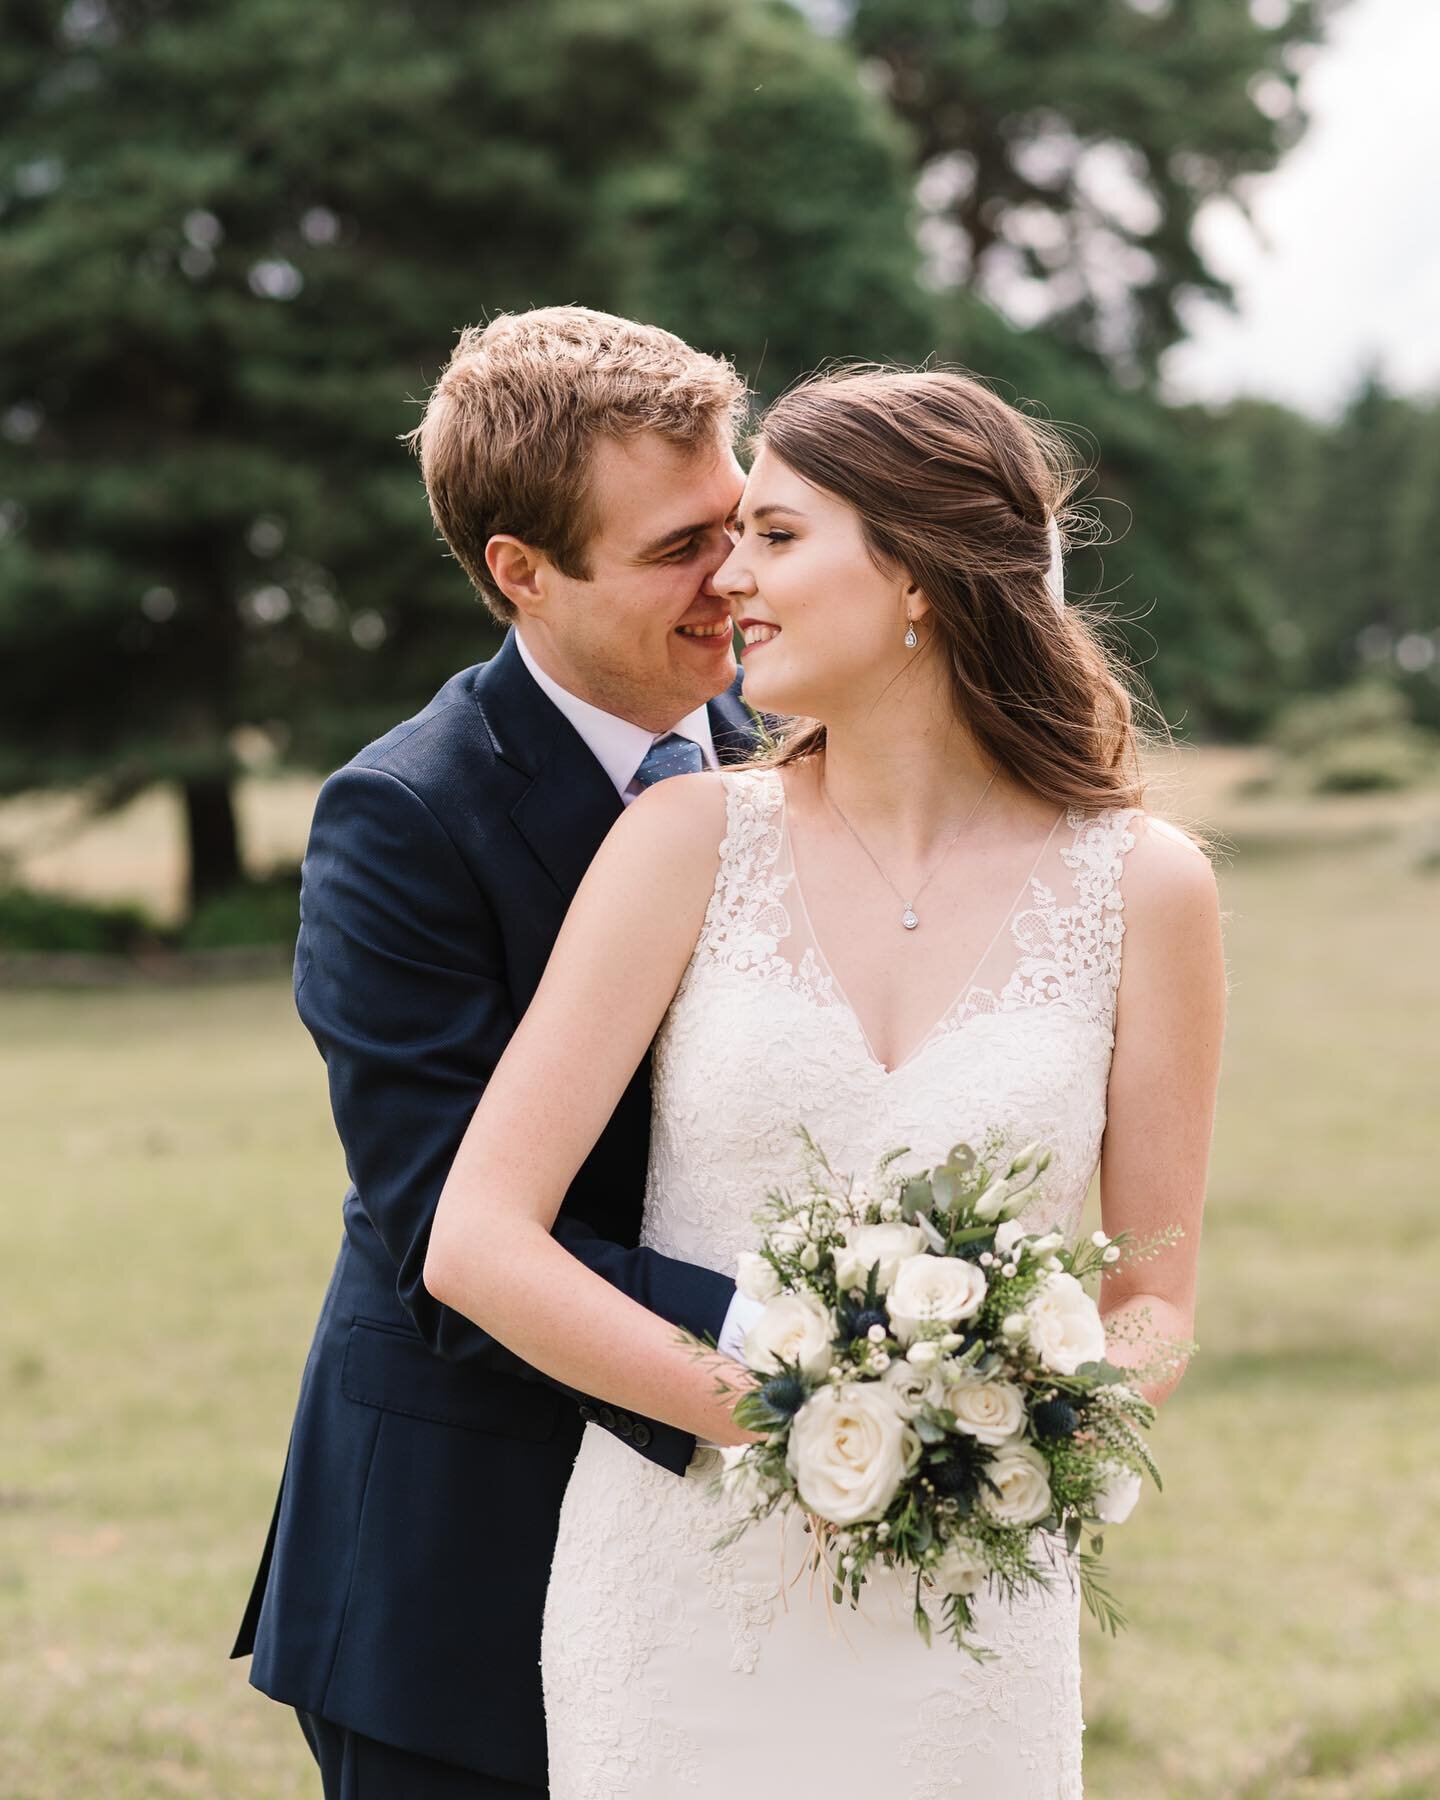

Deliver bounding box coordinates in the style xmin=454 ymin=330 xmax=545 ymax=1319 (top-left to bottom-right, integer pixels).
xmin=752 ymin=366 xmax=1148 ymax=813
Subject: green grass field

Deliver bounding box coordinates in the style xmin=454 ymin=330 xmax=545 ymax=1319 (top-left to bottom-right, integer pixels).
xmin=3 ymin=779 xmax=1438 ymax=1797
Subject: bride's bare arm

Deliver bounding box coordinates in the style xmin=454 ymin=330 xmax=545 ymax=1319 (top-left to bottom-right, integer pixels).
xmin=1098 ymin=817 xmax=1226 ymax=1406
xmin=424 ymin=771 xmax=758 ymax=1448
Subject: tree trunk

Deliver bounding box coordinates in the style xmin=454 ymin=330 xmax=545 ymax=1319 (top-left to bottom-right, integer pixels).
xmin=182 ymin=774 xmax=242 ymax=913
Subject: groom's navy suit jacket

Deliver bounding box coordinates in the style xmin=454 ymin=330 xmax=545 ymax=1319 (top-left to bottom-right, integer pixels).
xmin=233 ymin=631 xmax=759 ymax=1788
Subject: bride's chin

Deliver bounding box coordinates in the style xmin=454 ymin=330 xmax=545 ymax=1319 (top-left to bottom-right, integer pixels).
xmin=740 ymin=661 xmax=812 ymax=719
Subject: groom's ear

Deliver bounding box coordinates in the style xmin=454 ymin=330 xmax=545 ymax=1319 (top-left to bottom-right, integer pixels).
xmin=486 ymin=535 xmax=547 ymax=617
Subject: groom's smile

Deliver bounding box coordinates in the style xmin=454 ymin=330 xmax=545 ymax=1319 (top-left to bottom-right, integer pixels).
xmin=674 ymin=611 xmax=734 ymax=645
xmin=503 ymin=429 xmax=747 ymax=735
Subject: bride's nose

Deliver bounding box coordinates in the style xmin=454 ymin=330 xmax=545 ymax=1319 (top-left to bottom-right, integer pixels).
xmin=713 ymin=541 xmax=754 ymax=600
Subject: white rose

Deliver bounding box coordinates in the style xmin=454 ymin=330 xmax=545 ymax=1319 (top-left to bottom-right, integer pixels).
xmin=834 ymin=1221 xmax=927 ymax=1295
xmin=1024 ymin=1271 xmax=1106 ymax=1375
xmin=931 ymin=1539 xmax=988 ymax=1597
xmin=887 ymin=1254 xmax=988 ymax=1345
xmin=943 ymin=1373 xmax=1027 ymax=1446
xmin=744 ymin=1291 xmax=835 ymax=1381
xmin=786 ymin=1383 xmax=916 ymax=1525
xmin=882 ymin=1357 xmax=944 ymax=1415
xmin=1091 ymin=1464 xmax=1143 ymax=1525
xmin=978 ymin=1442 xmax=1053 ymax=1527
xmin=735 ymin=1251 xmax=781 ymax=1303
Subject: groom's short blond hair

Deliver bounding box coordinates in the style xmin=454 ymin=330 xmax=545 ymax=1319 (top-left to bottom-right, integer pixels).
xmin=408 ymin=306 xmax=747 ymax=624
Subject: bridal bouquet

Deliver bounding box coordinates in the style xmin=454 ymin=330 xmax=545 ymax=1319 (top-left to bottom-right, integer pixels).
xmin=707 ymin=1130 xmax=1179 ymax=1656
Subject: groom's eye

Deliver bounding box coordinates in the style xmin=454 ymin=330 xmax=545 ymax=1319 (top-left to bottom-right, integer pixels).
xmin=659 ymin=538 xmax=699 ymax=563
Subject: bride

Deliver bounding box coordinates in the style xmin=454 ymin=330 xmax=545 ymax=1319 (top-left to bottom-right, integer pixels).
xmin=424 ymin=367 xmax=1224 ymax=1797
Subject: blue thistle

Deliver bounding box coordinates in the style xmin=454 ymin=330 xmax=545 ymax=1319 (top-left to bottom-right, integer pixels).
xmin=1032 ymin=1398 xmax=1081 ymax=1439
xmin=759 ymin=1373 xmax=807 ymax=1418
xmin=850 ymin=1307 xmax=891 ymax=1341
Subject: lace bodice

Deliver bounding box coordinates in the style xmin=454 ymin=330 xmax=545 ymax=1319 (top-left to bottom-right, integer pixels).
xmin=541 ymin=768 xmax=1141 ymax=1799
xmin=645 ymin=768 xmax=1138 ymax=1271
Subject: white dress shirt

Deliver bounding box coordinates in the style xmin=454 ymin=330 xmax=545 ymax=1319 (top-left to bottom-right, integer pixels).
xmin=515 ymin=629 xmax=719 ymax=802
xmin=514 ymin=629 xmax=764 ymax=1365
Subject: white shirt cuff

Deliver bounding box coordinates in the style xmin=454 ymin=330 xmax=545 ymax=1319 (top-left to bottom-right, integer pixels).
xmin=716 ymin=1287 xmax=766 ymax=1362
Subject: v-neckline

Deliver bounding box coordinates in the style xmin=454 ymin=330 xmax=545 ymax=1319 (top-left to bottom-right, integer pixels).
xmin=775 ymin=772 xmax=1066 ymax=1078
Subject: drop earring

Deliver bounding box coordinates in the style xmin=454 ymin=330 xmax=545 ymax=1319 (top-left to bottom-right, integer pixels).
xmin=903 ymin=618 xmax=918 ymax=649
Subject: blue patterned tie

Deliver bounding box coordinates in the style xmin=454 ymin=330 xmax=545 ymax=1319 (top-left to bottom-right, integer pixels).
xmin=633 ymin=733 xmax=705 ymax=789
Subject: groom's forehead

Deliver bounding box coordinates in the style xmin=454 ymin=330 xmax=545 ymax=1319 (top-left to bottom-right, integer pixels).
xmin=588 ymin=431 xmax=744 ymax=549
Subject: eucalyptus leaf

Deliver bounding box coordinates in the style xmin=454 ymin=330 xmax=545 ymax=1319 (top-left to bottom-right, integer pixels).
xmin=901 ymin=1178 xmax=934 ymax=1219
xmin=930 ymin=1167 xmax=960 ymax=1210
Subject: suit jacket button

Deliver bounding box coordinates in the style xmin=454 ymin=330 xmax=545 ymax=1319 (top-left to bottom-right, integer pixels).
xmin=577 ymin=1404 xmax=597 ymax=1423
xmin=599 ymin=1406 xmax=616 ymax=1429
xmin=615 ymin=1416 xmax=633 ymax=1437
xmin=632 ymin=1422 xmax=652 ymax=1448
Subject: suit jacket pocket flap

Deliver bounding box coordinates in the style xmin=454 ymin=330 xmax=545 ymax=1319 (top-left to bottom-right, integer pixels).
xmin=341 ymin=1320 xmax=563 ymax=1441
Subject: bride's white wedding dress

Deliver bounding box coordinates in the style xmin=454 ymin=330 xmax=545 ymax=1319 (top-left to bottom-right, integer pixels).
xmin=542 ymin=768 xmax=1141 ymax=1799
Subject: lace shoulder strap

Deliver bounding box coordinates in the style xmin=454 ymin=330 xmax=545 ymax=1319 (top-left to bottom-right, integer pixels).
xmin=1051 ymin=806 xmax=1142 ymax=1020
xmin=694 ymin=768 xmax=790 ymax=974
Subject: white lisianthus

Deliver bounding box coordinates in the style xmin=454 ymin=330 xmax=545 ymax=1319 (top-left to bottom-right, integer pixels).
xmin=887 ymin=1254 xmax=988 ymax=1344
xmin=978 ymin=1442 xmax=1053 ymax=1526
xmin=993 ymin=1217 xmax=1027 ymax=1258
xmin=1091 ymin=1464 xmax=1143 ymax=1525
xmin=1024 ymin=1271 xmax=1106 ymax=1375
xmin=718 ymin=1443 xmax=770 ymax=1510
xmin=973 ymin=1178 xmax=1012 ymax=1222
xmin=943 ymin=1373 xmax=1027 ymax=1446
xmin=1027 ymin=1231 xmax=1066 ymax=1258
xmin=767 ymin=1217 xmax=810 ymax=1256
xmin=735 ymin=1251 xmax=782 ymax=1304
xmin=931 ymin=1539 xmax=988 ymax=1597
xmin=786 ymin=1383 xmax=916 ymax=1525
xmin=834 ymin=1221 xmax=927 ymax=1295
xmin=882 ymin=1356 xmax=944 ymax=1415
xmin=744 ymin=1291 xmax=835 ymax=1381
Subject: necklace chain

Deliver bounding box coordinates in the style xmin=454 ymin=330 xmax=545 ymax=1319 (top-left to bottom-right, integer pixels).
xmin=821 ymin=766 xmax=998 ymax=931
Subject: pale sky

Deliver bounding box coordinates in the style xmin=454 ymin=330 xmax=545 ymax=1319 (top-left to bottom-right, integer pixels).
xmin=1160 ymin=0 xmax=1440 ymax=418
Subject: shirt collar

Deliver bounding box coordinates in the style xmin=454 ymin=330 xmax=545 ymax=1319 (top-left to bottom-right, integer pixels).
xmin=515 ymin=629 xmax=717 ymax=799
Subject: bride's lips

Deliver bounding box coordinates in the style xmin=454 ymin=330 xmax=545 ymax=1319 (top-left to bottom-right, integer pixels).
xmin=736 ymin=616 xmax=781 ymax=656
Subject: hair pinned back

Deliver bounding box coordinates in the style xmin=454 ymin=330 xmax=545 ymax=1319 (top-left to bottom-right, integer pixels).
xmin=753 ymin=366 xmax=1146 ymax=814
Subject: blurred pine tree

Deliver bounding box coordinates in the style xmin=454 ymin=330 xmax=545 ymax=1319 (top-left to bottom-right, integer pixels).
xmin=845 ymin=0 xmax=1340 ymax=378
xmin=0 ymin=0 xmax=926 ymax=906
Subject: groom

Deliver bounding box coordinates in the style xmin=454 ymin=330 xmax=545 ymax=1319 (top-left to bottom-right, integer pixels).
xmin=232 ymin=307 xmax=765 ymax=1797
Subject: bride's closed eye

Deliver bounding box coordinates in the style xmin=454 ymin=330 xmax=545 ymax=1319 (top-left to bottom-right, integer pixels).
xmin=758 ymin=530 xmax=794 ymax=546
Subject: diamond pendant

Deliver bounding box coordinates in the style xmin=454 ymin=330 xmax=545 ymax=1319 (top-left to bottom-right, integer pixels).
xmin=901 ymin=907 xmax=919 ymax=931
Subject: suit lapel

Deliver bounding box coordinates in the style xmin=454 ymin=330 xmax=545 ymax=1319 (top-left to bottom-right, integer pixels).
xmin=708 ymin=671 xmax=764 ymax=767
xmin=475 ymin=633 xmax=765 ymax=898
xmin=474 ymin=632 xmax=624 ymax=900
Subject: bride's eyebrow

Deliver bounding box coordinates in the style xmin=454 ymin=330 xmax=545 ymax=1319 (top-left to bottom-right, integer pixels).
xmin=731 ymin=502 xmax=807 ymax=533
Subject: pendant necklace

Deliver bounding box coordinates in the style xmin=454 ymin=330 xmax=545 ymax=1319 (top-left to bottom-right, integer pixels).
xmin=821 ymin=766 xmax=998 ymax=931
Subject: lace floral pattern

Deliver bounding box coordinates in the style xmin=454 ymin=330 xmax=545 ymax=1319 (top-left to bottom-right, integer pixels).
xmin=542 ymin=770 xmax=1139 ymax=1797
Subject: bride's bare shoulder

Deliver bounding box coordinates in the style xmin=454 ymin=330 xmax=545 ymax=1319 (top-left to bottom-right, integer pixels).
xmin=1121 ymin=812 xmax=1216 ymax=908
xmin=590 ymin=769 xmax=734 ymax=899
